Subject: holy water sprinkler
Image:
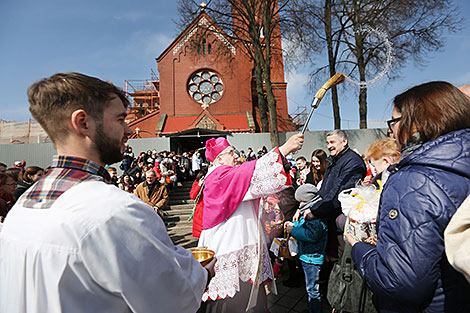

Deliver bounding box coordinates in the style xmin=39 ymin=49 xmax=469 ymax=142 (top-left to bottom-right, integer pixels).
xmin=301 ymin=73 xmax=346 ymax=134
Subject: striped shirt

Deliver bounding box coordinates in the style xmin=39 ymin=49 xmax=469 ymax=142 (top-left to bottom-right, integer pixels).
xmin=18 ymin=156 xmax=111 ymax=210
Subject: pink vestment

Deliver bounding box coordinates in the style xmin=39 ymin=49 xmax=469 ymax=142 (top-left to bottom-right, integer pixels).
xmin=199 ymin=147 xmax=292 ymax=301
xmin=202 ymin=160 xmax=257 ymax=230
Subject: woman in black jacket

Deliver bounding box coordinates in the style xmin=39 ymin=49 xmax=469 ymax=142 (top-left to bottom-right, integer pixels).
xmin=14 ymin=166 xmax=44 ymax=199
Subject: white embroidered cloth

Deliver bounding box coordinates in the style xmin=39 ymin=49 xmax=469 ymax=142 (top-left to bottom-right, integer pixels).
xmin=199 ymin=150 xmax=288 ymax=300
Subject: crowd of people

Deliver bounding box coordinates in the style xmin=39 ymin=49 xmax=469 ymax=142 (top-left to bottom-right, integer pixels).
xmin=0 ymin=142 xmax=276 ymax=225
xmin=0 ymin=72 xmax=469 ymax=313
xmin=188 ymin=82 xmax=470 ymax=313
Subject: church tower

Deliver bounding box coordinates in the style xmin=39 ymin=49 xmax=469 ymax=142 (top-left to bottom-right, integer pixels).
xmin=126 ymin=1 xmax=296 ymax=143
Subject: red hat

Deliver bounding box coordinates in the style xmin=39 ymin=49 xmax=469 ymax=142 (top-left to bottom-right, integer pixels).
xmin=205 ymin=137 xmax=230 ymax=162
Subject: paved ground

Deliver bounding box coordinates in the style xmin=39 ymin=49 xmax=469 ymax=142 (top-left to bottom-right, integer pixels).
xmin=264 ymin=266 xmax=332 ymax=313
xmin=266 ymin=278 xmax=310 ymax=313
xmin=166 ymin=183 xmax=332 ymax=313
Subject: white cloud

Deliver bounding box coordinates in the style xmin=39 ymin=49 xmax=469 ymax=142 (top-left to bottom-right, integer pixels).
xmin=285 ymin=71 xmax=311 ymax=112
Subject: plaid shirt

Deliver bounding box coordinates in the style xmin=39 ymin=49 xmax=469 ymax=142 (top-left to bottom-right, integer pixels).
xmin=18 ymin=156 xmax=111 ymax=210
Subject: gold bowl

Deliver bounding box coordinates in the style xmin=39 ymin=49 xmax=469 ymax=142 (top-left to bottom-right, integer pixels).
xmin=189 ymin=247 xmax=215 ymax=266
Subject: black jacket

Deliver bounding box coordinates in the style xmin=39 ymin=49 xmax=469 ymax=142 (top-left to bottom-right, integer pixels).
xmin=310 ymin=147 xmax=366 ymax=219
xmin=14 ymin=180 xmax=33 ymax=200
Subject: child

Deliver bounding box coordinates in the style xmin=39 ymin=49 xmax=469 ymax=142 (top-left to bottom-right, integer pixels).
xmin=285 ymin=183 xmax=327 ymax=313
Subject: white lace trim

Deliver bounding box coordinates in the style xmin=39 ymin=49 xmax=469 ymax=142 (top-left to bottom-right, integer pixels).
xmin=202 ymin=244 xmax=273 ymax=301
xmin=250 ymin=150 xmax=287 ymax=197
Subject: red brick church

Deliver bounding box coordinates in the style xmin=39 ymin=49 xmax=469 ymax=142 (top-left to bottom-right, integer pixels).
xmin=125 ymin=4 xmax=297 ymax=147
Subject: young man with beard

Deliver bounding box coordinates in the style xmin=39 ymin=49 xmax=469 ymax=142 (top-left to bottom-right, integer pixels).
xmin=106 ymin=166 xmax=119 ymax=186
xmin=0 ymin=72 xmax=214 ymax=313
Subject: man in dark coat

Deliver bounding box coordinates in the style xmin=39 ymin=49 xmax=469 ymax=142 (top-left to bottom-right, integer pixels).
xmin=303 ymin=130 xmax=366 ymax=258
xmin=300 ymin=130 xmax=366 ymax=299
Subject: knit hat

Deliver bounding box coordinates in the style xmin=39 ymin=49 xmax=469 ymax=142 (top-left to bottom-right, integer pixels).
xmin=295 ymin=183 xmax=322 ymax=213
xmin=205 ymin=137 xmax=230 ymax=162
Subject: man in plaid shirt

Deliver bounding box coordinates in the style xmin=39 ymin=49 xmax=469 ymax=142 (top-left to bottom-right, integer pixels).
xmin=0 ymin=72 xmax=215 ymax=313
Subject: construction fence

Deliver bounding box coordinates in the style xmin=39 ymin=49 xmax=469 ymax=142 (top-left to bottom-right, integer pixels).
xmin=0 ymin=120 xmax=50 ymax=145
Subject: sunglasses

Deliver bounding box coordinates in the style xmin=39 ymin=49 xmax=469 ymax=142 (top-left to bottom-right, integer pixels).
xmin=387 ymin=117 xmax=401 ymax=132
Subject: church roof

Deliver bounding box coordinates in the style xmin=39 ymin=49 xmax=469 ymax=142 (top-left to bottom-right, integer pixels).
xmin=162 ymin=112 xmax=250 ymax=134
xmin=156 ymin=11 xmax=236 ymax=63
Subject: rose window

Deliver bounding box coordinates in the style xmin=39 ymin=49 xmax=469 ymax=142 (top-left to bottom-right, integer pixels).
xmin=188 ymin=70 xmax=224 ymax=109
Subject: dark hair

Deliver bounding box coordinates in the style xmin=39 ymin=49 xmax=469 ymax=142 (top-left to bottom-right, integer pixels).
xmin=5 ymin=168 xmax=20 ymax=182
xmin=0 ymin=162 xmax=7 ymax=168
xmin=295 ymin=156 xmax=307 ymax=162
xmin=394 ymin=81 xmax=470 ymax=144
xmin=119 ymin=174 xmax=134 ymax=185
xmin=0 ymin=172 xmax=15 ymax=186
xmin=310 ymin=149 xmax=328 ymax=185
xmin=28 ymin=72 xmax=129 ymax=144
xmin=19 ymin=166 xmax=44 ymax=183
xmin=196 ymin=171 xmax=205 ymax=181
xmin=196 ymin=167 xmax=208 ymax=181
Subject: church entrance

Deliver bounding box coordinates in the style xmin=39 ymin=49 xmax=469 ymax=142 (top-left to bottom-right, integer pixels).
xmin=168 ymin=128 xmax=232 ymax=154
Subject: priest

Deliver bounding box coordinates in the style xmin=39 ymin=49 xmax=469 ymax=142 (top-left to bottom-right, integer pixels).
xmin=199 ymin=133 xmax=304 ymax=312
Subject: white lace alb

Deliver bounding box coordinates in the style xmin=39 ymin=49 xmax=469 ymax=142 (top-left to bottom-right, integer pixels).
xmin=202 ymin=243 xmax=272 ymax=301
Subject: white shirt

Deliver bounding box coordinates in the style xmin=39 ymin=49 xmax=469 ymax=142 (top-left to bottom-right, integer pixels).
xmin=0 ymin=181 xmax=207 ymax=313
xmin=192 ymin=154 xmax=201 ymax=171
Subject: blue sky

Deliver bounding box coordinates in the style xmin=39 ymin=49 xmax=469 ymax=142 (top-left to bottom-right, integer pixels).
xmin=1 ymin=0 xmax=469 ymax=131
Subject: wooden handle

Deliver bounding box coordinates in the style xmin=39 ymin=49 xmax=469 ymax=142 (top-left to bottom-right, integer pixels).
xmin=314 ymin=73 xmax=346 ymax=100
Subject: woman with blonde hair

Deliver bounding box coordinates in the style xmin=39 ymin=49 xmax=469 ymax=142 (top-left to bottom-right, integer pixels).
xmin=364 ymin=137 xmax=400 ymax=186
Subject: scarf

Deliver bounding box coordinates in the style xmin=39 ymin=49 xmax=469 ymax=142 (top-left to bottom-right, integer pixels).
xmin=400 ymin=132 xmax=424 ymax=160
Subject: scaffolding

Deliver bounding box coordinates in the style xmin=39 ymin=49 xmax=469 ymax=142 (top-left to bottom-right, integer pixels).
xmin=124 ymin=69 xmax=161 ymax=122
xmin=291 ymin=104 xmax=308 ymax=131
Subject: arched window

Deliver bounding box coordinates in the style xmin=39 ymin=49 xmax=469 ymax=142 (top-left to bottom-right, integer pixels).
xmin=202 ymin=39 xmax=206 ymax=54
xmin=208 ymin=43 xmax=212 ymax=54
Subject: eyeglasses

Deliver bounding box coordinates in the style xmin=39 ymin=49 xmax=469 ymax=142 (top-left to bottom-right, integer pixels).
xmin=219 ymin=150 xmax=236 ymax=157
xmin=386 ymin=117 xmax=401 ymax=132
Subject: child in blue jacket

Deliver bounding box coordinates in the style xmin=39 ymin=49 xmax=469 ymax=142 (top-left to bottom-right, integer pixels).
xmin=285 ymin=183 xmax=328 ymax=313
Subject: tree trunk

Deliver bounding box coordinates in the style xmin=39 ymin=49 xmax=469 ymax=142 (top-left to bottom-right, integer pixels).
xmin=253 ymin=51 xmax=270 ymax=132
xmin=352 ymin=0 xmax=367 ymax=129
xmin=356 ymin=50 xmax=368 ymax=128
xmin=263 ymin=0 xmax=280 ymax=148
xmin=265 ymin=79 xmax=280 ymax=148
xmin=358 ymin=84 xmax=367 ymax=129
xmin=325 ymin=0 xmax=341 ymax=129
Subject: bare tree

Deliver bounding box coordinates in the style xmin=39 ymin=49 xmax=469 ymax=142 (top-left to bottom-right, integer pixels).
xmin=176 ymin=0 xmax=288 ymax=147
xmin=283 ymin=0 xmax=346 ymax=129
xmin=284 ymin=0 xmax=462 ymax=128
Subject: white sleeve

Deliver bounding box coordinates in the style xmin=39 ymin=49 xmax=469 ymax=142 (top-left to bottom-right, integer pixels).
xmin=79 ymin=197 xmax=207 ymax=313
xmin=244 ymin=149 xmax=289 ymax=201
